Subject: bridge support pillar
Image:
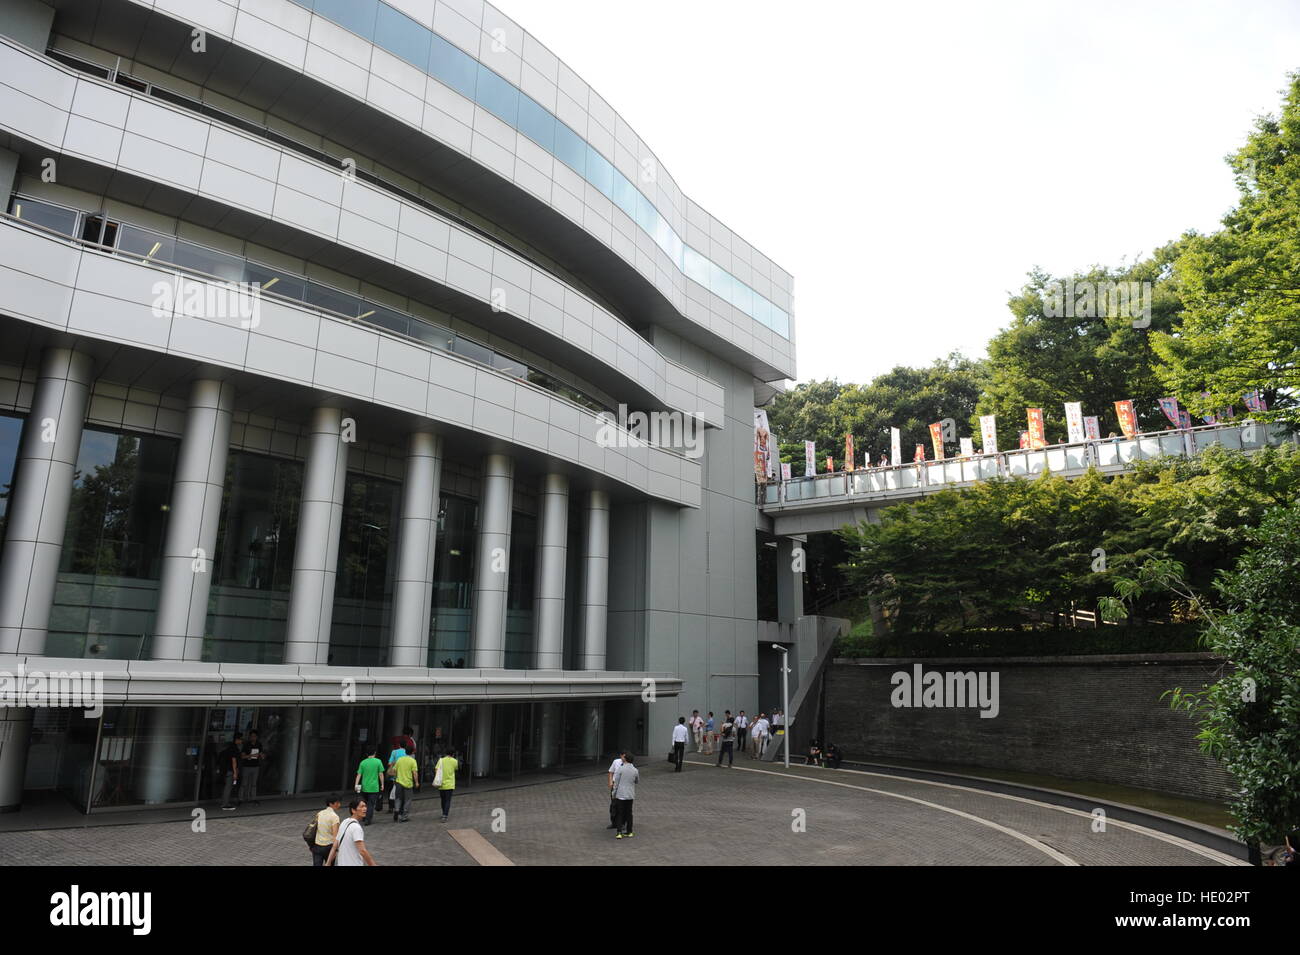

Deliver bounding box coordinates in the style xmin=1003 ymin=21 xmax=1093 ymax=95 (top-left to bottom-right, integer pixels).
xmin=776 ymin=536 xmax=805 ymax=623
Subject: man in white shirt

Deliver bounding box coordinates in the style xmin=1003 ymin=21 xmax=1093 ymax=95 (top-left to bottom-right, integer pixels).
xmin=735 ymin=711 xmax=750 ymax=757
xmin=606 ymin=750 xmax=626 ymax=829
xmin=327 ymin=796 xmax=376 ymax=866
xmin=671 ymin=717 xmax=689 ymax=772
xmin=754 ymin=714 xmax=771 ymax=758
xmin=689 ymin=710 xmax=704 ymax=751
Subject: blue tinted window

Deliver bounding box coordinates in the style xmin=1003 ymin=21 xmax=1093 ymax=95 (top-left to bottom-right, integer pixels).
xmin=553 ymin=122 xmax=587 ymax=174
xmin=634 ymin=192 xmax=657 ymax=233
xmin=428 ymin=33 xmax=476 ymax=98
xmin=732 ymin=278 xmax=753 ymax=314
xmin=611 ymin=173 xmax=638 ymax=220
xmin=516 ymin=94 xmax=555 ymax=151
xmin=476 ymin=64 xmax=518 ymax=125
xmin=373 ymin=3 xmax=430 ymax=70
xmin=586 ymin=147 xmax=614 ymax=198
xmin=751 ymin=294 xmax=771 ymax=328
xmin=684 ymin=247 xmax=710 ymax=285
xmin=312 ymin=0 xmax=377 ymax=40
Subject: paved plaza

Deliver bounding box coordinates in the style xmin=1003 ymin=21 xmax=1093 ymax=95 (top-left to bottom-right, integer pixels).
xmin=0 ymin=756 xmax=1243 ymax=866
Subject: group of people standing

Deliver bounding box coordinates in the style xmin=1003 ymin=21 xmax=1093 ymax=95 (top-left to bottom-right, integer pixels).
xmin=673 ymin=709 xmax=784 ymax=769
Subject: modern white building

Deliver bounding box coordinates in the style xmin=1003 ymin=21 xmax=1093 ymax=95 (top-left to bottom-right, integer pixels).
xmin=0 ymin=0 xmax=798 ymax=811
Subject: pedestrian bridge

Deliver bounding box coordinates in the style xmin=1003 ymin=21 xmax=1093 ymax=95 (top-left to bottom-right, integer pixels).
xmin=758 ymin=421 xmax=1296 ymax=536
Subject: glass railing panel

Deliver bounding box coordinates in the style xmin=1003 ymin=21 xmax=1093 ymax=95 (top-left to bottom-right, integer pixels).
xmin=9 ymin=196 xmax=79 ymax=236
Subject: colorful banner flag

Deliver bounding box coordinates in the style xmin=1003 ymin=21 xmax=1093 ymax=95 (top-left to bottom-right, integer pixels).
xmin=979 ymin=415 xmax=997 ymax=454
xmin=1083 ymin=416 xmax=1101 ymax=440
xmin=1064 ymin=402 xmax=1085 ymax=443
xmin=1244 ymin=390 xmax=1268 ymax=413
xmin=1018 ymin=431 xmax=1030 ymax=449
xmin=804 ymin=440 xmax=816 ymax=477
xmin=928 ymin=421 xmax=945 ymax=460
xmin=1026 ymin=408 xmax=1047 ymax=449
xmin=959 ymin=436 xmax=975 ymax=457
xmin=890 ymin=427 xmax=902 ymax=468
xmin=1157 ymin=397 xmax=1181 ymax=429
xmin=914 ymin=444 xmax=926 ymax=463
xmin=844 ymin=433 xmax=855 ymax=471
xmin=754 ymin=410 xmax=773 ymax=482
xmin=780 ymin=462 xmax=791 ymax=481
xmin=826 ymin=455 xmax=834 ymax=473
xmin=1199 ymin=392 xmax=1218 ymax=425
xmin=1114 ymin=399 xmax=1139 ymax=438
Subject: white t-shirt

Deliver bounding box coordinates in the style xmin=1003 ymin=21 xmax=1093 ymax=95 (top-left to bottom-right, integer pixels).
xmin=755 ymin=719 xmax=770 ymax=736
xmin=608 ymin=757 xmax=623 ymax=775
xmin=336 ymin=818 xmax=366 ymax=866
xmin=672 ymin=724 xmax=689 ymax=743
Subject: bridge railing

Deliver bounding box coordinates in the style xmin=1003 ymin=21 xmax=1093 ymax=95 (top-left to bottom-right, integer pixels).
xmin=761 ymin=420 xmax=1295 ymax=508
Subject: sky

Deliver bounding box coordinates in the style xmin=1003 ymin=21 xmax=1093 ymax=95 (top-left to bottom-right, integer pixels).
xmin=489 ymin=0 xmax=1300 ymax=386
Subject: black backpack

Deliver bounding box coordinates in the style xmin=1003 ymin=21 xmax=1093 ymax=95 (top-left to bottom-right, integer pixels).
xmin=302 ymin=812 xmax=319 ymax=847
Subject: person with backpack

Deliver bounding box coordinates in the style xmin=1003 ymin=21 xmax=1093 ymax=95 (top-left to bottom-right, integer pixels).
xmin=326 ymin=797 xmax=376 ymax=866
xmin=716 ymin=718 xmax=736 ymax=768
xmin=219 ymin=732 xmax=242 ymax=810
xmin=354 ymin=747 xmax=384 ymax=826
xmin=433 ymin=746 xmax=458 ymax=823
xmin=305 ymin=794 xmax=341 ymax=866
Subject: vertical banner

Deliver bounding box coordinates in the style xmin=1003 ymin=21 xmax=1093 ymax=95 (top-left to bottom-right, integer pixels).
xmin=928 ymin=422 xmax=945 ymax=460
xmin=780 ymin=462 xmax=792 ymax=481
xmin=914 ymin=443 xmax=926 ymax=463
xmin=1177 ymin=410 xmax=1193 ymax=430
xmin=826 ymin=455 xmax=834 ymax=473
xmin=1083 ymin=416 xmax=1101 ymax=439
xmin=1244 ymin=390 xmax=1268 ymax=413
xmin=979 ymin=415 xmax=998 ymax=455
xmin=804 ymin=440 xmax=816 ymax=476
xmin=890 ymin=427 xmax=902 ymax=468
xmin=1199 ymin=392 xmax=1218 ymax=425
xmin=1026 ymin=408 xmax=1047 ymax=449
xmin=1019 ymin=431 xmax=1030 ymax=449
xmin=959 ymin=437 xmax=975 ymax=457
xmin=844 ymin=433 xmax=855 ymax=471
xmin=1114 ymin=399 xmax=1139 ymax=438
xmin=1157 ymin=397 xmax=1181 ymax=429
xmin=753 ymin=410 xmax=772 ymax=483
xmin=1064 ymin=402 xmax=1085 ymax=443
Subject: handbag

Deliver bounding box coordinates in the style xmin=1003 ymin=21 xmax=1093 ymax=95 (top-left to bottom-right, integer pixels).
xmin=667 ymin=750 xmax=676 ymax=763
xmin=433 ymin=758 xmax=444 ymax=789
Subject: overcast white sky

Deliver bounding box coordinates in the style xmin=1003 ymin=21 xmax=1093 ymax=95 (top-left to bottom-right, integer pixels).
xmin=491 ymin=0 xmax=1300 ymax=386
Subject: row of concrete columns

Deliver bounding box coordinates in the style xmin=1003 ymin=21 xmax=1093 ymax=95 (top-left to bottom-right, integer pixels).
xmin=0 ymin=349 xmax=612 ymax=669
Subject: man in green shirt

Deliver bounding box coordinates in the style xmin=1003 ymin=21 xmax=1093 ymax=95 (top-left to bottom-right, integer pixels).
xmin=392 ymin=750 xmax=419 ymax=823
xmin=434 ymin=747 xmax=459 ymax=823
xmin=354 ymin=748 xmax=384 ymax=827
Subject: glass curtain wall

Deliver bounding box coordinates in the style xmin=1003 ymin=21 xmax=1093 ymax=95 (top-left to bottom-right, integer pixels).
xmin=429 ymin=494 xmax=476 ymax=668
xmin=0 ymin=412 xmax=23 ymax=548
xmin=504 ymin=511 xmax=537 ymax=669
xmin=329 ymin=473 xmax=400 ymax=666
xmin=47 ymin=428 xmax=178 ymax=659
xmin=206 ymin=452 xmax=303 ymax=663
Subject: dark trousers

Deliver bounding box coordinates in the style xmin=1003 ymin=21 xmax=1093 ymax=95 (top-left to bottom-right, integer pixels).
xmin=673 ymin=741 xmax=685 ymax=771
xmin=361 ymin=791 xmax=378 ymax=825
xmin=393 ymin=784 xmax=413 ymax=820
xmin=439 ymin=789 xmax=453 ymax=818
xmin=609 ymin=795 xmax=619 ymax=826
xmin=613 ymin=798 xmax=634 ymax=834
xmin=310 ymin=844 xmax=330 ymax=867
xmin=717 ymin=740 xmax=734 ymax=766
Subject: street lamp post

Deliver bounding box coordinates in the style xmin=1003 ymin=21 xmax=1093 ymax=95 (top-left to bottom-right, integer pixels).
xmin=772 ymin=644 xmax=790 ymax=769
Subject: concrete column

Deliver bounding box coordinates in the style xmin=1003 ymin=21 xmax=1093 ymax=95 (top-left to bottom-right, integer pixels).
xmin=0 ymin=709 xmax=33 ymax=812
xmin=283 ymin=407 xmax=350 ymax=666
xmin=533 ymin=473 xmax=568 ymax=669
xmin=471 ymin=703 xmax=493 ymax=777
xmin=0 ymin=347 xmax=93 ymax=655
xmin=776 ymin=536 xmax=806 ymax=623
xmin=389 ymin=432 xmax=442 ymax=667
xmin=151 ymin=379 xmax=234 ymax=661
xmin=578 ymin=490 xmax=610 ymax=670
xmin=471 ymin=453 xmax=513 ymax=669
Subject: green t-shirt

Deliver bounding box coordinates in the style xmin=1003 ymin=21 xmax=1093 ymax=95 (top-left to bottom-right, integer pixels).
xmin=394 ymin=754 xmax=418 ymax=789
xmin=357 ymin=756 xmax=383 ymax=793
xmin=437 ymin=756 xmax=458 ymax=790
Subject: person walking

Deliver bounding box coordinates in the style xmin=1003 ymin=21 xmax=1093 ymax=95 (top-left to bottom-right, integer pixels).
xmin=735 ymin=712 xmax=749 ymax=756
xmin=240 ymin=729 xmax=266 ymax=806
xmin=354 ymin=747 xmax=384 ymax=826
xmin=382 ymin=739 xmax=408 ymax=814
xmin=689 ymin=710 xmax=704 ymax=752
xmin=309 ymin=794 xmax=341 ymax=866
xmin=391 ymin=748 xmax=419 ymax=822
xmin=716 ymin=718 xmax=735 ymax=768
xmin=611 ymin=754 xmax=639 ymax=838
xmin=606 ymin=750 xmax=625 ymax=829
xmin=672 ymin=717 xmax=689 ymax=772
xmin=327 ymin=797 xmax=376 ymax=866
xmin=219 ymin=731 xmax=242 ymax=810
xmin=754 ymin=713 xmax=771 ymax=759
xmin=433 ymin=747 xmax=458 ymax=823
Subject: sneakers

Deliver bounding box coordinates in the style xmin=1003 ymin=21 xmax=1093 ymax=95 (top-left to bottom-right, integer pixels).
xmin=625 ymin=832 xmax=635 ymax=838
xmin=440 ymin=816 xmax=448 ymax=822
xmin=616 ymin=833 xmax=624 ymax=839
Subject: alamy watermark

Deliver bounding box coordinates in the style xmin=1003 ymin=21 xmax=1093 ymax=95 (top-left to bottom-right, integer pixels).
xmin=0 ymin=666 xmax=104 ymax=717
xmin=595 ymin=403 xmax=705 ymax=458
xmin=890 ymin=663 xmax=1000 ymax=718
xmin=151 ymin=277 xmax=262 ymax=329
xmin=1042 ymin=279 xmax=1152 ymax=328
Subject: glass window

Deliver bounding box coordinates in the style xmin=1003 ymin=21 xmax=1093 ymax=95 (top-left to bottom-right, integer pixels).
xmin=428 ymin=32 xmax=477 ymax=98
xmin=611 ymin=172 xmax=639 ymax=220
xmin=0 ymin=413 xmax=23 ymax=545
xmin=504 ymin=511 xmax=537 ymax=668
xmin=373 ymin=2 xmax=430 ymax=70
xmin=409 ymin=319 xmax=453 ymax=350
xmin=358 ymin=304 xmax=409 ymax=336
xmin=171 ymin=239 xmax=244 ymax=282
xmin=9 ymin=196 xmax=78 ymax=236
xmin=585 ymin=146 xmax=615 ymax=199
xmin=430 ymin=494 xmax=477 ymax=668
xmin=329 ymin=473 xmax=400 ymax=667
xmin=451 ymin=334 xmax=493 ymax=366
xmin=311 ymin=0 xmax=377 ymax=40
xmin=243 ymin=262 xmax=307 ymax=303
xmin=516 ymin=93 xmax=555 ymax=152
xmin=303 ymin=282 xmax=361 ymax=319
xmin=553 ymin=122 xmax=587 ymax=175
xmin=684 ymin=246 xmax=710 ymax=286
xmin=117 ymin=225 xmax=175 ymax=264
xmin=634 ymin=192 xmax=657 ymax=234
xmin=476 ymin=63 xmax=519 ymax=126
xmin=492 ymin=352 xmax=527 ymax=379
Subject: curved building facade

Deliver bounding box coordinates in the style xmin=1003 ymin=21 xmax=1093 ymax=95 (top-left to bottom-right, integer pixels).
xmin=0 ymin=0 xmax=794 ymax=810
